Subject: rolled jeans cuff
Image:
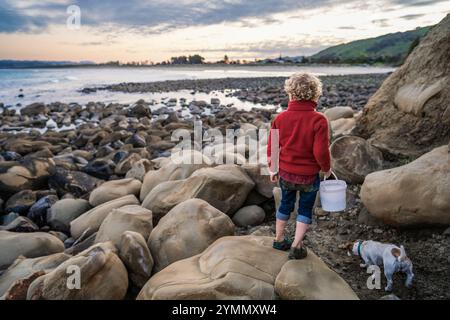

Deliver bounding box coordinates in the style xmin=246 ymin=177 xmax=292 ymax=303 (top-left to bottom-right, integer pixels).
xmin=297 ymin=214 xmax=312 ymax=225
xmin=276 ymin=210 xmax=290 ymax=221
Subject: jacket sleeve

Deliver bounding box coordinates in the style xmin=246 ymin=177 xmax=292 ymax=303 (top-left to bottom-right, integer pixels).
xmin=267 ymin=118 xmax=279 ymax=173
xmin=313 ymin=116 xmax=331 ymax=172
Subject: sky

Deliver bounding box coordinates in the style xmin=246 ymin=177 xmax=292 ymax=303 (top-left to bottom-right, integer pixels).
xmin=0 ymin=0 xmax=448 ymax=63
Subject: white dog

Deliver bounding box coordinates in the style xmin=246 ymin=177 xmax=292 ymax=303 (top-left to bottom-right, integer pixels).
xmin=346 ymin=240 xmax=414 ymax=291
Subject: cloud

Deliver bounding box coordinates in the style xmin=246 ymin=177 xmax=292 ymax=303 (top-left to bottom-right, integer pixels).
xmin=0 ymin=4 xmax=27 ymax=32
xmin=399 ymin=13 xmax=426 ymax=20
xmin=372 ymin=18 xmax=391 ymax=27
xmin=59 ymin=40 xmax=116 ymax=46
xmin=183 ymin=36 xmax=341 ymax=57
xmin=0 ymin=0 xmax=445 ymax=35
xmin=391 ymin=0 xmax=448 ymax=7
xmin=0 ymin=2 xmax=50 ymax=32
xmin=0 ymin=0 xmax=341 ymax=33
xmin=237 ymin=16 xmax=284 ymax=28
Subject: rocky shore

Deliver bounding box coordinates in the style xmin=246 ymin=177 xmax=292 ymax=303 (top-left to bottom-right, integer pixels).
xmin=0 ymin=15 xmax=449 ymax=300
xmin=82 ymin=73 xmax=389 ymax=110
xmin=1 ymin=74 xmax=388 ymax=134
xmin=0 ymin=81 xmax=448 ymax=299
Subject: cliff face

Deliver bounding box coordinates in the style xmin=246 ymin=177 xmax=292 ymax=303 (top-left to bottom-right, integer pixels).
xmin=353 ymin=14 xmax=450 ymax=159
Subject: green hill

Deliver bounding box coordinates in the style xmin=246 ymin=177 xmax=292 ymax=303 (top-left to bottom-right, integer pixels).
xmin=310 ymin=26 xmax=431 ymax=65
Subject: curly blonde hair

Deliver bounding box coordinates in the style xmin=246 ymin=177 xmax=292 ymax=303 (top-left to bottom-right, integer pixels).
xmin=284 ymin=72 xmax=323 ymax=102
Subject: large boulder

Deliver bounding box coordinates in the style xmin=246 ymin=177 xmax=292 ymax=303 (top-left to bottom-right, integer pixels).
xmin=26 ymin=242 xmax=128 ymax=300
xmin=361 ymin=145 xmax=450 ymax=226
xmin=151 ymin=156 xmax=172 ymax=169
xmin=48 ymin=167 xmax=100 ymax=198
xmin=330 ymin=118 xmax=356 ymax=138
xmin=241 ymin=164 xmax=274 ymax=198
xmin=0 ymin=253 xmax=70 ymax=297
xmin=137 ymin=236 xmax=288 ymax=300
xmin=70 ymin=195 xmax=140 ymax=239
xmin=95 ymin=205 xmax=153 ymax=246
xmin=142 ymin=165 xmax=254 ymax=222
xmin=0 ymin=138 xmax=54 ymax=156
xmin=148 ymin=199 xmax=235 ymax=272
xmin=47 ymin=199 xmax=91 ymax=233
xmin=212 ymin=151 xmax=246 ymax=166
xmin=202 ymin=142 xmax=236 ymax=160
xmin=275 ymin=253 xmax=359 ymax=300
xmin=0 ymin=231 xmax=65 ymax=269
xmin=0 ymin=216 xmax=39 ymax=232
xmin=128 ymin=101 xmax=151 ymax=118
xmin=250 ymin=226 xmax=275 ymax=237
xmin=353 ymin=15 xmax=450 ymax=159
xmin=89 ymin=178 xmax=142 ymax=207
xmin=232 ymin=205 xmax=266 ymax=227
xmin=53 ymin=152 xmax=89 ymax=171
xmin=20 ymin=103 xmax=49 ymax=116
xmin=330 ymin=136 xmax=384 ymax=184
xmin=64 ymin=233 xmax=97 ymax=256
xmin=83 ymin=158 xmax=116 ymax=180
xmin=324 ymin=106 xmax=354 ymax=121
xmin=118 ymin=231 xmax=153 ymax=288
xmin=0 ymin=212 xmax=19 ymax=226
xmin=114 ymin=153 xmax=144 ymax=175
xmin=4 ymin=190 xmax=36 ymax=215
xmin=139 ymin=151 xmax=210 ymax=201
xmin=0 ymin=158 xmax=55 ymax=195
xmin=1 ymin=270 xmax=45 ymax=300
xmin=239 ymin=122 xmax=258 ymax=133
xmin=244 ymin=189 xmax=270 ymax=206
xmin=27 ymin=195 xmax=58 ymax=227
xmin=125 ymin=159 xmax=153 ymax=181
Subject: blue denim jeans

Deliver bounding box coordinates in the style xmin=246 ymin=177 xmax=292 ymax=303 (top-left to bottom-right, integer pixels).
xmin=276 ymin=175 xmax=320 ymax=225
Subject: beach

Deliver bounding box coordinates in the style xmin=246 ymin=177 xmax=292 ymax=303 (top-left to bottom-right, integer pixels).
xmin=0 ymin=65 xmax=391 ymax=134
xmin=1 ymin=64 xmax=448 ymax=300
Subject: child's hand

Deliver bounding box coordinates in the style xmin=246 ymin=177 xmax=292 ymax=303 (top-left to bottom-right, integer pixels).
xmin=324 ymin=169 xmax=332 ymax=179
xmin=270 ymin=172 xmax=279 ymax=183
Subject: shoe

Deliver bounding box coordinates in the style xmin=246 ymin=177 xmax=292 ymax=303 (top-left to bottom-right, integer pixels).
xmin=288 ymin=246 xmax=308 ymax=260
xmin=273 ymin=237 xmax=292 ymax=251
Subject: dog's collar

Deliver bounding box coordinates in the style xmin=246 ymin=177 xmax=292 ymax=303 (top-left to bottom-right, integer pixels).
xmin=357 ymin=241 xmax=363 ymax=257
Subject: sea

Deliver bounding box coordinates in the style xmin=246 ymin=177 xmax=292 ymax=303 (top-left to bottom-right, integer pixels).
xmin=0 ymin=65 xmax=394 ymax=109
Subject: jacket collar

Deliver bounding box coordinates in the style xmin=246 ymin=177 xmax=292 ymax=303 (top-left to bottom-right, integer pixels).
xmin=287 ymin=100 xmax=317 ymax=111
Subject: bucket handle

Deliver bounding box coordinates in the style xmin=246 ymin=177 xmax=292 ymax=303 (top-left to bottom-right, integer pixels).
xmin=323 ymin=170 xmax=338 ymax=181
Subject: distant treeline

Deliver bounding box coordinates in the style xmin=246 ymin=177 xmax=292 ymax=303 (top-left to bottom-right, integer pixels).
xmin=169 ymin=54 xmax=205 ymax=64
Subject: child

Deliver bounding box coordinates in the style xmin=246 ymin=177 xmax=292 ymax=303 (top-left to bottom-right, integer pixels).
xmin=267 ymin=72 xmax=331 ymax=259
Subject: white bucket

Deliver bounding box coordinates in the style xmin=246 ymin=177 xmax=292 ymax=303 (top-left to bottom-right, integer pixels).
xmin=320 ymin=172 xmax=347 ymax=212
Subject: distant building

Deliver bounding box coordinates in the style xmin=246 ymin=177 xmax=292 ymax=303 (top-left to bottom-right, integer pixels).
xmin=259 ymin=55 xmax=305 ymax=64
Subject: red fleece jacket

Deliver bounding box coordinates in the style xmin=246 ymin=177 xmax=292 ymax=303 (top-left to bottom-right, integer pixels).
xmin=267 ymin=100 xmax=331 ymax=175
